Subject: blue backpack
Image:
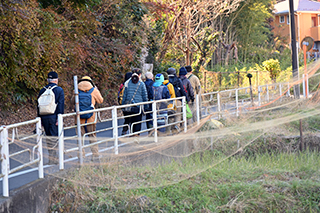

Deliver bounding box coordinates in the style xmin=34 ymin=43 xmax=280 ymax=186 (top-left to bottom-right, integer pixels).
xmin=79 ymin=87 xmax=94 ymax=119
xmin=153 ymin=86 xmax=168 ymax=110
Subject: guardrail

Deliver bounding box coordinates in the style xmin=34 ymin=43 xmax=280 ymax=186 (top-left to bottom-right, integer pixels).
xmin=0 ymin=118 xmax=43 ymax=197
xmin=1 ymin=71 xmax=319 ymax=197
xmin=57 ymin=96 xmax=187 ymax=170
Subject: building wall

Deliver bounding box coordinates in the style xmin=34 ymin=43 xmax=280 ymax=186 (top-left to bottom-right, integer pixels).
xmin=271 ymin=13 xmax=295 ymax=44
xmin=272 ymin=12 xmax=318 ymax=49
xmin=298 ymin=13 xmax=313 ymax=45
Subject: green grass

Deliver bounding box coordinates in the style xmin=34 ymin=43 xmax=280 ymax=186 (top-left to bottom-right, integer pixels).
xmin=51 ymin=151 xmax=320 ymax=212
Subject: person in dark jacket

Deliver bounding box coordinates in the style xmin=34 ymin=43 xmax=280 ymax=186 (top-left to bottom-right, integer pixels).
xmin=122 ymin=73 xmax=148 ymax=134
xmin=179 ymin=67 xmax=195 ymax=125
xmin=167 ymin=67 xmax=187 ymax=129
xmin=179 ymin=67 xmax=195 ymax=103
xmin=144 ymin=72 xmax=154 ymax=129
xmin=37 ymin=71 xmax=65 ymax=164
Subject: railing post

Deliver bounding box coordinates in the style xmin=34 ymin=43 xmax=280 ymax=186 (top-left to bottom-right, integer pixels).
xmin=287 ymin=82 xmax=290 ymax=97
xmin=196 ymin=94 xmax=200 ymax=125
xmin=152 ymin=101 xmax=158 ymax=142
xmin=217 ymin=92 xmax=221 ymax=119
xmin=182 ymin=97 xmax=187 ymax=133
xmin=302 ymin=74 xmax=306 ymax=98
xmin=58 ymin=114 xmax=64 ymax=170
xmin=236 ymin=89 xmax=239 ymax=117
xmin=74 ymin=76 xmax=83 ymax=165
xmin=112 ymin=107 xmax=119 ymax=154
xmin=1 ymin=126 xmax=9 ymax=197
xmin=306 ymin=74 xmax=309 ymax=98
xmin=36 ymin=118 xmax=44 ymax=178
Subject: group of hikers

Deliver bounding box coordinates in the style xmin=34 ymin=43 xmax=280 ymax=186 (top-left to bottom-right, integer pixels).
xmin=118 ymin=66 xmax=201 ymax=135
xmin=37 ymin=66 xmax=201 ymax=163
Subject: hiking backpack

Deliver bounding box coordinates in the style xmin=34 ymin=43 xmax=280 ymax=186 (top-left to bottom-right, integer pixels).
xmin=38 ymin=85 xmax=57 ymax=115
xmin=79 ymin=87 xmax=94 ymax=119
xmin=153 ymin=86 xmax=164 ymax=101
xmin=170 ymin=76 xmax=182 ymax=97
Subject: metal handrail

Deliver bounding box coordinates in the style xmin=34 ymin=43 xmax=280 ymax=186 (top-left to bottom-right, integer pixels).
xmin=1 ymin=118 xmax=43 ymax=197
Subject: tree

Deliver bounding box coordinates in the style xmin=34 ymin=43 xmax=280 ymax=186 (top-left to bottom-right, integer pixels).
xmin=155 ymin=0 xmax=244 ymax=66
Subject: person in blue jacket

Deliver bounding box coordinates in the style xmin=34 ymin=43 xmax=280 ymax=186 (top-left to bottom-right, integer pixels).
xmin=37 ymin=71 xmax=65 ymax=164
xmin=122 ymin=70 xmax=148 ymax=134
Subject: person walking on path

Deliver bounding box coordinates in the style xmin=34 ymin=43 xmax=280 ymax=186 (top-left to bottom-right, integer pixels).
xmin=185 ymin=65 xmax=201 ymax=122
xmin=179 ymin=67 xmax=195 ymax=125
xmin=162 ymin=72 xmax=177 ymax=131
xmin=152 ymin=73 xmax=170 ymax=132
xmin=167 ymin=67 xmax=187 ymax=128
xmin=77 ymin=76 xmax=104 ymax=161
xmin=179 ymin=67 xmax=194 ymax=104
xmin=37 ymin=71 xmax=64 ymax=164
xmin=144 ymin=72 xmax=154 ymax=129
xmin=118 ymin=72 xmax=132 ymax=135
xmin=122 ymin=72 xmax=148 ymax=134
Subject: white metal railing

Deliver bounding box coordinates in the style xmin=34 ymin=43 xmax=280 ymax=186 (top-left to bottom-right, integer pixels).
xmin=57 ymin=96 xmax=187 ymax=170
xmin=2 ymin=70 xmax=320 ymax=197
xmin=0 ymin=118 xmax=43 ymax=197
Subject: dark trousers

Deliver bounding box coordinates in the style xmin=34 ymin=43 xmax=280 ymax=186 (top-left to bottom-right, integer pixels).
xmin=41 ymin=117 xmax=58 ymax=160
xmin=122 ymin=111 xmax=131 ymax=134
xmin=128 ymin=113 xmax=142 ymax=134
xmin=146 ymin=104 xmax=153 ymax=129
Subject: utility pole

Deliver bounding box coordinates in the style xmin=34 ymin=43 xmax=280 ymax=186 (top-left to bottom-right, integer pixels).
xmin=289 ymin=0 xmax=300 ymax=98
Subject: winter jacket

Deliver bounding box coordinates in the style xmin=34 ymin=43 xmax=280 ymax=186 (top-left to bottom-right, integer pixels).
xmin=37 ymin=83 xmax=65 ymax=119
xmin=163 ymin=80 xmax=176 ymax=109
xmin=122 ymin=79 xmax=148 ymax=106
xmin=78 ymin=81 xmax=104 ymax=124
xmin=180 ymin=76 xmax=195 ymax=103
xmin=168 ymin=74 xmax=188 ymax=102
xmin=186 ymin=73 xmax=201 ymax=95
xmin=144 ymin=78 xmax=154 ymax=101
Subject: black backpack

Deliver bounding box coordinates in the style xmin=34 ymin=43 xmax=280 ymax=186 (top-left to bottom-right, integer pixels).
xmin=169 ymin=76 xmax=182 ymax=97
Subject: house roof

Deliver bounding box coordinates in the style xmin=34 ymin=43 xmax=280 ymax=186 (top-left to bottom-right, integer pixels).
xmin=274 ymin=0 xmax=320 ymax=14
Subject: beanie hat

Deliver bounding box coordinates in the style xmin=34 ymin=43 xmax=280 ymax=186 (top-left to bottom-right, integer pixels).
xmin=145 ymin=72 xmax=153 ymax=80
xmin=48 ymin=71 xmax=58 ymax=79
xmin=167 ymin=68 xmax=176 ymax=75
xmin=153 ymin=73 xmax=164 ymax=87
xmin=161 ymin=72 xmax=169 ymax=80
xmin=179 ymin=67 xmax=187 ymax=76
xmin=185 ymin=65 xmax=192 ymax=73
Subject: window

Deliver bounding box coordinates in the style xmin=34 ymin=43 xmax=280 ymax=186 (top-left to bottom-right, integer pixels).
xmin=287 ymin=15 xmax=290 ymax=24
xmin=312 ymin=16 xmax=317 ymax=27
xmin=280 ymin=15 xmax=285 ymax=23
